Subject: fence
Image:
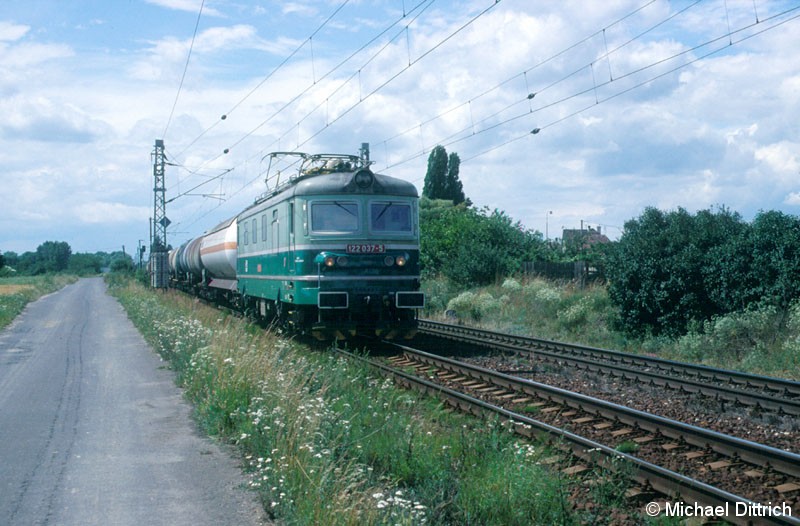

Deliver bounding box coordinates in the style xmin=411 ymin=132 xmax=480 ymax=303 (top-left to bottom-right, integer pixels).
xmin=521 ymin=260 xmax=601 ymax=287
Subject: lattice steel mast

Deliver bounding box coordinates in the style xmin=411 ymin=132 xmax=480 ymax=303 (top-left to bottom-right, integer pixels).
xmin=150 ymin=139 xmax=169 ymax=288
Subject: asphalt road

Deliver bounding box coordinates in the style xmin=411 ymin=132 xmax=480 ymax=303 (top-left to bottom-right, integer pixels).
xmin=0 ymin=277 xmax=265 ymax=526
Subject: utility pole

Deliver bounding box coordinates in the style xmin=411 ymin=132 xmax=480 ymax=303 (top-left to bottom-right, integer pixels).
xmin=137 ymin=240 xmax=145 ymax=270
xmin=150 ymin=139 xmax=169 ymax=288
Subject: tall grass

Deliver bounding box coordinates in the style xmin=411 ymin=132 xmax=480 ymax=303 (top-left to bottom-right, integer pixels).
xmin=0 ymin=274 xmax=78 ymax=329
xmin=110 ymin=279 xmax=583 ymax=525
xmin=424 ymin=276 xmax=625 ymax=350
xmin=423 ymin=275 xmax=800 ymax=380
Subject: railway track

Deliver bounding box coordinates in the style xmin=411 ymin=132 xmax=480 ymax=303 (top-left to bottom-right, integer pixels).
xmin=341 ymin=342 xmax=800 ymax=525
xmin=418 ymin=319 xmax=800 ymax=417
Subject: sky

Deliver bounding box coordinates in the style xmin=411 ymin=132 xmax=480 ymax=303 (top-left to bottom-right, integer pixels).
xmin=1 ymin=0 xmax=799 ymax=256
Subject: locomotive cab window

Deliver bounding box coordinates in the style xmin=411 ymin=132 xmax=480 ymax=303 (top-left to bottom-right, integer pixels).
xmin=310 ymin=201 xmax=359 ymax=234
xmin=370 ymin=201 xmax=412 ymax=233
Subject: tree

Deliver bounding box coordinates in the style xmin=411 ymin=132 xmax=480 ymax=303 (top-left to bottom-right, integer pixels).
xmin=606 ymin=206 xmax=744 ymax=337
xmin=109 ymin=254 xmax=135 ymax=273
xmin=444 ymin=152 xmax=465 ymax=204
xmin=2 ymin=251 xmax=17 ymax=269
xmin=423 ymin=145 xmax=448 ymax=200
xmin=14 ymin=252 xmax=36 ymax=274
xmin=423 ymin=146 xmax=467 ymax=204
xmin=68 ymin=253 xmax=102 ymax=275
xmin=709 ymin=210 xmax=800 ymax=311
xmin=420 ymin=198 xmax=545 ymax=286
xmin=0 ymin=251 xmax=4 ymax=270
xmin=33 ymin=241 xmax=72 ymax=274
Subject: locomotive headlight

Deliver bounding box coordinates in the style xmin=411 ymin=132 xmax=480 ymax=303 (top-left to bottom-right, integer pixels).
xmin=384 ymin=255 xmax=395 ymax=266
xmin=336 ymin=256 xmax=349 ymax=267
xmin=354 ymin=169 xmax=374 ymax=188
xmin=324 ymin=255 xmax=336 ymax=267
xmin=395 ymin=254 xmax=407 ymax=267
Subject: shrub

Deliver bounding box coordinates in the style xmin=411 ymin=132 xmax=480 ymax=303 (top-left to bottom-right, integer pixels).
xmin=557 ymin=296 xmax=593 ymax=328
xmin=501 ymin=278 xmax=522 ymax=293
xmin=446 ymin=291 xmax=503 ymax=322
xmin=420 ymin=200 xmax=546 ymax=287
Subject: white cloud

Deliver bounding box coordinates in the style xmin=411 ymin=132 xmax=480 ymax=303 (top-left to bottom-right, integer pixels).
xmin=755 ymin=142 xmax=800 ymax=172
xmin=784 ymin=192 xmax=800 ymax=206
xmin=0 ymin=41 xmax=73 ymax=69
xmin=144 ymin=0 xmax=223 ymax=17
xmin=0 ymin=96 xmax=111 ymax=142
xmin=129 ymin=24 xmax=286 ymax=80
xmin=0 ymin=21 xmax=29 ymax=41
xmin=74 ymin=202 xmax=151 ymax=224
xmin=281 ymin=3 xmax=318 ymax=17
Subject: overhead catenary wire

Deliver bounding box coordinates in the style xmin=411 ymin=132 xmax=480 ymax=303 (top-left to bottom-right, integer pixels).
xmin=384 ymin=2 xmax=800 ymax=174
xmin=162 ymin=0 xmax=205 ymax=141
xmin=282 ymin=0 xmax=705 ymax=173
xmin=171 ymin=0 xmax=352 ymax=161
xmin=170 ymin=0 xmax=435 ymax=190
xmin=168 ymin=0 xmax=800 ymax=237
xmin=454 ymin=8 xmax=800 ymax=166
xmin=379 ymin=0 xmax=701 ymax=163
xmin=217 ymin=0 xmax=443 ymax=160
xmin=166 ymin=0 xmax=724 ymax=230
xmin=293 ymin=0 xmax=503 ymax=151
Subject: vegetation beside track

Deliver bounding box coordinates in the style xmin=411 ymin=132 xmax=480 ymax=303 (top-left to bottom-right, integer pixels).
xmin=0 ymin=274 xmax=78 ymax=329
xmin=109 ymin=276 xmax=599 ymax=525
xmin=422 ymin=276 xmax=800 ymax=380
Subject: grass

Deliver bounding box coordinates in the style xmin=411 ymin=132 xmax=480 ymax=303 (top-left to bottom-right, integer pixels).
xmin=422 ymin=276 xmax=800 ymax=380
xmin=423 ymin=276 xmax=624 ymax=351
xmin=0 ymin=274 xmax=78 ymax=329
xmin=109 ymin=277 xmax=593 ymax=525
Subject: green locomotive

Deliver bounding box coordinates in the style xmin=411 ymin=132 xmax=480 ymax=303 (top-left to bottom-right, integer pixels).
xmin=170 ymin=146 xmax=425 ymax=340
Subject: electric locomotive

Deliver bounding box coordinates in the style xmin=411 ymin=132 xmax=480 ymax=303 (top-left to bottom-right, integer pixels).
xmin=169 ymin=145 xmax=425 ymax=340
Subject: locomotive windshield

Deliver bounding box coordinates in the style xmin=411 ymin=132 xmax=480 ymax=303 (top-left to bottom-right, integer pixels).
xmin=370 ymin=201 xmax=412 ymax=233
xmin=311 ymin=201 xmax=359 ymax=233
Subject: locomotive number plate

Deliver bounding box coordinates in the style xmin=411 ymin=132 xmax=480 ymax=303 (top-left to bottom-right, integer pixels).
xmin=346 ymin=243 xmax=385 ymax=254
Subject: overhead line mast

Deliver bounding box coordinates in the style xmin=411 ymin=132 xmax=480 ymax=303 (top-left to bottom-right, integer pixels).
xmin=150 ymin=138 xmax=169 ymax=288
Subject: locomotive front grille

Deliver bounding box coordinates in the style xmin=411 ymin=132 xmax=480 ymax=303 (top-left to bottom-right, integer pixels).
xmin=318 ymin=291 xmax=349 ymax=309
xmin=396 ymin=291 xmax=425 ymax=308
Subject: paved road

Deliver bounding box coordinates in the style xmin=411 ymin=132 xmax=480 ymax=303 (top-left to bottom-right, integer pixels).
xmin=0 ymin=278 xmax=265 ymax=526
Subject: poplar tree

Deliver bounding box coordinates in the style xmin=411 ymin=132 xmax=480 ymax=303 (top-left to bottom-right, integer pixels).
xmin=423 ymin=145 xmax=448 ymax=200
xmin=445 ymin=152 xmax=465 ymax=204
xmin=423 ymin=145 xmax=466 ymax=204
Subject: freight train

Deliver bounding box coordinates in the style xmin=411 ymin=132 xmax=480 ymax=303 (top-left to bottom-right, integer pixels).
xmin=168 ymin=146 xmax=425 ymax=340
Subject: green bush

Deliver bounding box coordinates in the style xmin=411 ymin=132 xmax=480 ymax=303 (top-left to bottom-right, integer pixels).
xmin=607 ymin=207 xmax=800 ymax=339
xmin=420 ymin=199 xmax=546 ymax=287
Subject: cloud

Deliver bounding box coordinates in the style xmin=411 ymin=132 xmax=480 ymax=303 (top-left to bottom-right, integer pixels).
xmin=281 ymin=3 xmax=318 ymax=17
xmin=0 ymin=41 xmax=73 ymax=69
xmin=784 ymin=192 xmax=800 ymax=206
xmin=0 ymin=21 xmax=30 ymax=41
xmin=0 ymin=96 xmax=110 ymax=143
xmin=74 ymin=201 xmax=151 ymax=224
xmin=129 ymin=24 xmax=282 ymax=80
xmin=144 ymin=0 xmax=223 ymax=17
xmin=755 ymin=142 xmax=800 ymax=176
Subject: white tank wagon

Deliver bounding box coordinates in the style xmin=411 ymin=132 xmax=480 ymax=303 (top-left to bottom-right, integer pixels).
xmin=200 ymin=217 xmax=238 ymax=291
xmin=168 ymin=249 xmax=179 ymax=275
xmin=181 ymin=237 xmax=204 ymax=277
